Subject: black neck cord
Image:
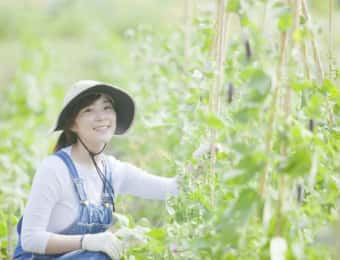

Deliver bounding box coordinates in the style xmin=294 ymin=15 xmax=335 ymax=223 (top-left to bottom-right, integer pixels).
xmin=77 ymin=137 xmax=116 ymax=212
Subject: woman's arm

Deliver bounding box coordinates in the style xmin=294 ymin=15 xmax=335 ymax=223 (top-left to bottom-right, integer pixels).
xmin=21 ymin=156 xmax=81 ymax=254
xmin=111 ymin=157 xmax=179 ymax=200
xmin=45 ymin=234 xmax=82 ymax=254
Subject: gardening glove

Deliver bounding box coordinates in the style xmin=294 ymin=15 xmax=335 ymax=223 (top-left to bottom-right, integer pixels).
xmin=114 ymin=226 xmax=150 ymax=249
xmin=82 ymin=231 xmax=123 ymax=260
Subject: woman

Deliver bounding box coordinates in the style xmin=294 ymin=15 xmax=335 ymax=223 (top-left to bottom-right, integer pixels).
xmin=13 ymin=80 xmax=179 ymax=259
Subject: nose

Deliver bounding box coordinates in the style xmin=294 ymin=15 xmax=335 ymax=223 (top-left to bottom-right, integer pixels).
xmin=95 ymin=110 xmax=107 ymax=121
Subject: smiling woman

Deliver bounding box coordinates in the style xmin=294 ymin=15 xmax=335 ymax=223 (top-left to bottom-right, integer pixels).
xmin=13 ymin=80 xmax=180 ymax=260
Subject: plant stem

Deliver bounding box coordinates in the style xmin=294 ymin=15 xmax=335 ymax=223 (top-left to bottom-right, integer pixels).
xmin=259 ymin=32 xmax=288 ymax=197
xmin=261 ymin=1 xmax=268 ymax=35
xmin=295 ymin=0 xmax=310 ymax=81
xmin=336 ymin=206 xmax=340 ymax=258
xmin=301 ymin=40 xmax=310 ymax=80
xmin=276 ymin=175 xmax=286 ymax=236
xmin=301 ymin=0 xmax=324 ymax=82
xmin=209 ymin=0 xmax=227 ymax=145
xmin=300 ymin=0 xmax=334 ymax=126
xmin=184 ymin=0 xmax=193 ymax=60
xmin=308 ymin=151 xmax=318 ymax=189
xmin=207 ymin=0 xmax=228 ymax=209
xmin=6 ymin=214 xmax=12 ymax=259
xmin=328 ymin=0 xmax=334 ymax=79
xmin=210 ymin=0 xmax=220 ymax=59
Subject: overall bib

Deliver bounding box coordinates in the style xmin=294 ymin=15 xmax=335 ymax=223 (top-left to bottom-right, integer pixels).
xmin=13 ymin=150 xmax=115 ymax=259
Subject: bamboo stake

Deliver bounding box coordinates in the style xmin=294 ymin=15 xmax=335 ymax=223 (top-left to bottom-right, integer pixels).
xmin=308 ymin=151 xmax=318 ymax=189
xmin=184 ymin=0 xmax=193 ymax=59
xmin=208 ymin=0 xmax=228 ymax=137
xmin=261 ymin=1 xmax=268 ymax=35
xmin=259 ymin=31 xmax=288 ymax=197
xmin=301 ymin=0 xmax=324 ymax=82
xmin=293 ymin=0 xmax=301 ymax=43
xmin=216 ymin=14 xmax=231 ymax=114
xmin=293 ymin=0 xmax=309 ymax=79
xmin=300 ymin=0 xmax=334 ymax=127
xmin=210 ymin=0 xmax=220 ymax=59
xmin=297 ymin=0 xmax=310 ymax=110
xmin=209 ymin=0 xmax=228 ymax=169
xmin=301 ymin=40 xmax=310 ymax=80
xmin=276 ymin=0 xmax=295 ymax=231
xmin=276 ymin=174 xmax=286 ymax=236
xmin=328 ymin=0 xmax=334 ymax=79
xmin=207 ymin=0 xmax=228 ymax=207
xmin=6 ymin=214 xmax=13 ymax=259
xmin=336 ymin=205 xmax=340 ymax=258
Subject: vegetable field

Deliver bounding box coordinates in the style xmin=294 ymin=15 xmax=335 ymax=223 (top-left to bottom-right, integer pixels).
xmin=0 ymin=0 xmax=339 ymax=259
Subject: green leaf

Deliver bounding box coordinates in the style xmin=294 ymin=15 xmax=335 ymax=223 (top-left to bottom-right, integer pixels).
xmin=226 ymin=0 xmax=241 ymax=13
xmin=230 ymin=188 xmax=262 ymax=225
xmin=237 ymin=151 xmax=266 ymax=173
xmin=0 ymin=221 xmax=6 ymax=237
xmin=147 ymin=228 xmax=166 ymax=241
xmin=246 ymin=69 xmax=272 ymax=103
xmin=203 ymin=113 xmax=225 ymax=129
xmin=240 ymin=14 xmax=251 ymax=27
xmin=290 ymin=124 xmax=312 ymax=143
xmin=249 ymin=70 xmax=271 ymax=94
xmin=278 ymin=145 xmax=312 ymax=176
xmin=292 ymin=28 xmax=310 ymax=42
xmin=278 ymin=10 xmax=293 ymax=32
xmin=304 ymin=93 xmax=324 ymax=118
xmin=321 ymin=79 xmax=340 ymax=101
xmin=291 ymin=80 xmax=315 ymax=92
xmin=233 ymin=105 xmax=260 ymax=123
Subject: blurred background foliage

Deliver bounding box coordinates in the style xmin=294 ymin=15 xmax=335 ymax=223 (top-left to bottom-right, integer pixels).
xmin=0 ymin=0 xmax=339 ymax=259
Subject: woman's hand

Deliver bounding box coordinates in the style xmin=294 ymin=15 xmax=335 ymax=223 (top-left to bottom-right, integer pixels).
xmin=82 ymin=231 xmax=123 ymax=259
xmin=114 ymin=226 xmax=150 ymax=249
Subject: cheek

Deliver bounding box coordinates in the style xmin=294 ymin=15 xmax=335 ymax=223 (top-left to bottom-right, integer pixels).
xmin=72 ymin=117 xmax=89 ymax=133
xmin=70 ymin=122 xmax=80 ymax=134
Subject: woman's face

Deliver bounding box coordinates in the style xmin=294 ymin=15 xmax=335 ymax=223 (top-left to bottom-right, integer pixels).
xmin=71 ymin=95 xmax=116 ymax=147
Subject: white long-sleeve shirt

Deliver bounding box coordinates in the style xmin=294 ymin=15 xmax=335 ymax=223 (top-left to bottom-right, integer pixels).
xmin=21 ymin=146 xmax=178 ymax=254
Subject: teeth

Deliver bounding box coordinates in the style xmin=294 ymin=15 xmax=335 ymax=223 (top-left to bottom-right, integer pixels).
xmin=94 ymin=126 xmax=109 ymax=130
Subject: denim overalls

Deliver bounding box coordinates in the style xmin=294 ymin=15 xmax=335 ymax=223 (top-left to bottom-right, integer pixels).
xmin=13 ymin=150 xmax=115 ymax=259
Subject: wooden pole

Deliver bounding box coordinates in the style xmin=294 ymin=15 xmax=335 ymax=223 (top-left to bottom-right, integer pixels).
xmin=328 ymin=0 xmax=334 ymax=79
xmin=301 ymin=0 xmax=324 ymax=82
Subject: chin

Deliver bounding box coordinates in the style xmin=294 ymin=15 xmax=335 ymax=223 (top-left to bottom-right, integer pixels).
xmin=97 ymin=135 xmax=113 ymax=143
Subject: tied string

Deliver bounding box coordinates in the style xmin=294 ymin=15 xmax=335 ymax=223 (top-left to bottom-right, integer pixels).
xmin=77 ymin=137 xmax=116 ymax=212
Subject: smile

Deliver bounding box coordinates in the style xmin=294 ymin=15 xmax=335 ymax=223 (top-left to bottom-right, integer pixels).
xmin=93 ymin=125 xmax=110 ymax=131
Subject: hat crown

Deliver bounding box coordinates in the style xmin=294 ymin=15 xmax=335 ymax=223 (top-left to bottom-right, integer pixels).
xmin=63 ymin=80 xmax=102 ymax=107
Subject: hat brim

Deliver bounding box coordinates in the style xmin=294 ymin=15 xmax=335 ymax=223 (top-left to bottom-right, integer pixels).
xmin=54 ymin=84 xmax=135 ymax=135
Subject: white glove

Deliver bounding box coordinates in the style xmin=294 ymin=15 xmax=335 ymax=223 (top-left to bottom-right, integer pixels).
xmin=114 ymin=226 xmax=149 ymax=249
xmin=82 ymin=231 xmax=123 ymax=260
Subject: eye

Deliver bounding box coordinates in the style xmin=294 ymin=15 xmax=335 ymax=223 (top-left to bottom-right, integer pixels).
xmin=104 ymin=106 xmax=113 ymax=110
xmin=83 ymin=107 xmax=92 ymax=113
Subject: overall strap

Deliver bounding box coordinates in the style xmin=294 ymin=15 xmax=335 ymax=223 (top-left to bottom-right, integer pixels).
xmin=55 ymin=150 xmax=88 ymax=205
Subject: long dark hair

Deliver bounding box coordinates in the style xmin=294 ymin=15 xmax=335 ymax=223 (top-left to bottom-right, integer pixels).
xmin=53 ymin=92 xmax=114 ymax=152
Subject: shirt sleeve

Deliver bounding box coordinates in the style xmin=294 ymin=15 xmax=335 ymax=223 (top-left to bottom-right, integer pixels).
xmin=21 ymin=156 xmax=63 ymax=254
xmin=109 ymin=156 xmax=178 ymax=200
